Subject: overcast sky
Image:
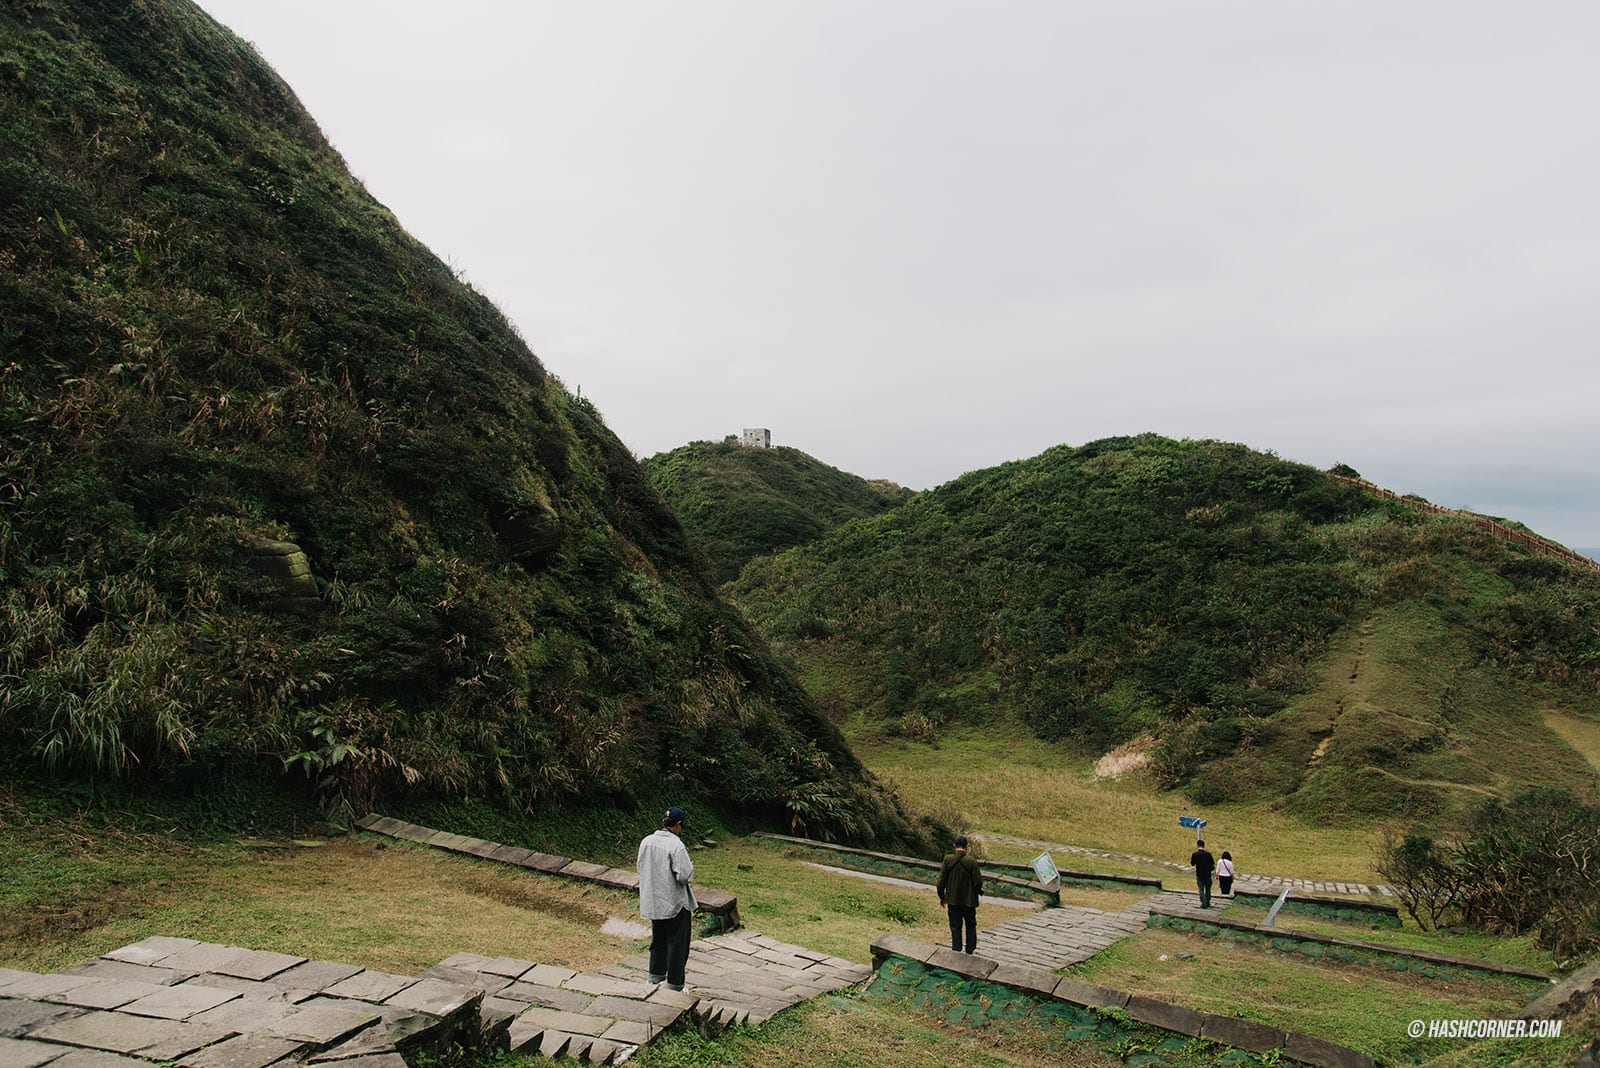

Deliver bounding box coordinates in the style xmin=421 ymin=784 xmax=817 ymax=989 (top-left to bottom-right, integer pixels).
xmin=196 ymin=2 xmax=1600 ymax=550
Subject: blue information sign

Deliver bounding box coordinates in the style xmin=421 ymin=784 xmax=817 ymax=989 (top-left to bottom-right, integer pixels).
xmin=1178 ymin=816 xmax=1208 ymax=829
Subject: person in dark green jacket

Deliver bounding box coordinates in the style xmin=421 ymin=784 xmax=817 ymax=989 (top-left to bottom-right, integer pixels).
xmin=937 ymin=835 xmax=984 ymax=953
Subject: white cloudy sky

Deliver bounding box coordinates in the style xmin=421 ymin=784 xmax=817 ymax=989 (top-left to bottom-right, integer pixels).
xmin=196 ymin=2 xmax=1600 ymax=549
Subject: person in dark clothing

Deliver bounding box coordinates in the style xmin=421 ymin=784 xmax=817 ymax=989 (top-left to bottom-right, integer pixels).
xmin=937 ymin=834 xmax=984 ymax=953
xmin=1190 ymin=840 xmax=1216 ymax=908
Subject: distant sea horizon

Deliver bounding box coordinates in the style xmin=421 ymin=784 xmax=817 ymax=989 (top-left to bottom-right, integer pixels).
xmin=1577 ymin=548 xmax=1600 ymax=562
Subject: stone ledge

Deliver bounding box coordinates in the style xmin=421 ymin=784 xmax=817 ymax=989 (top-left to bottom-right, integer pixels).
xmin=749 ymin=833 xmax=1062 ymax=902
xmin=1126 ymin=993 xmax=1204 ymax=1037
xmin=1146 ymin=907 xmax=1552 ymax=982
xmin=1521 ymin=957 xmax=1600 ymax=1021
xmin=1286 ymin=1029 xmax=1376 ymax=1068
xmin=870 ymin=935 xmax=1373 ymax=1067
xmin=354 ymin=816 xmax=738 ymax=929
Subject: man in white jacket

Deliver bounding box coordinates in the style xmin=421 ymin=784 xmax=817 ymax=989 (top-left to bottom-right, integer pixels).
xmin=637 ymin=806 xmax=698 ymax=990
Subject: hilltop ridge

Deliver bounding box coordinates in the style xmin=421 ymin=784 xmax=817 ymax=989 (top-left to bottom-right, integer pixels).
xmin=729 ymin=434 xmax=1600 ymax=820
xmin=644 ymin=440 xmax=912 ymax=583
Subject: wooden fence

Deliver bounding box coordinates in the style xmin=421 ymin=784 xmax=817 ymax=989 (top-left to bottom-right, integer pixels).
xmin=1327 ymin=473 xmax=1600 ymax=573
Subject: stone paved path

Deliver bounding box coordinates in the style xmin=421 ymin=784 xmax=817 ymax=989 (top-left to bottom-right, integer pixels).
xmin=0 ymin=932 xmax=870 ymax=1068
xmin=974 ymin=887 xmax=1247 ymax=971
xmin=975 ymin=903 xmax=1149 ymax=970
xmin=982 ymin=833 xmax=1393 ymax=897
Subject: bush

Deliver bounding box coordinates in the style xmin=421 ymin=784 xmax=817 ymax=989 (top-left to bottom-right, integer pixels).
xmin=1380 ymin=788 xmax=1600 ymax=960
xmin=1376 ymin=832 xmax=1461 ymax=930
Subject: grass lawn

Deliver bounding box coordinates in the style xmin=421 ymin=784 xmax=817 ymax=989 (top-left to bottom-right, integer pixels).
xmin=846 ymin=717 xmax=1388 ymax=883
xmin=635 ymin=993 xmax=1122 ymax=1068
xmin=685 ymin=838 xmax=1022 ymax=962
xmin=1219 ymin=903 xmax=1559 ymax=974
xmin=0 ymin=792 xmax=1018 ymax=974
xmin=1070 ymin=927 xmax=1569 ymax=1066
xmin=2 ymin=830 xmax=648 ymax=975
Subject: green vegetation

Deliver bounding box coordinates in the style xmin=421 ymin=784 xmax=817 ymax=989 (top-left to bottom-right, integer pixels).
xmin=1378 ymin=787 xmax=1600 ymax=964
xmin=0 ymin=0 xmax=928 ymax=846
xmin=636 ymin=993 xmax=1121 ymax=1068
xmin=731 ymin=434 xmax=1600 ymax=817
xmin=643 ymin=441 xmax=911 ymax=583
xmin=1219 ymin=903 xmax=1556 ymax=973
xmin=7 ymin=782 xmax=1585 ymax=1066
xmin=846 ymin=718 xmax=1386 ymax=881
xmin=1070 ymin=928 xmax=1562 ymax=1066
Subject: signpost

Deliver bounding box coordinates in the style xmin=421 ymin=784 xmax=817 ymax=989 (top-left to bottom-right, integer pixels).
xmin=1178 ymin=815 xmax=1208 ymax=843
xmin=1030 ymin=850 xmax=1060 ymax=889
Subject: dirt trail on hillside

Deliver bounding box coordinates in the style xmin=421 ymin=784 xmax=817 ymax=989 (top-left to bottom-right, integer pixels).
xmin=1358 ymin=766 xmax=1497 ymax=797
xmin=1300 ymin=621 xmax=1371 ymax=785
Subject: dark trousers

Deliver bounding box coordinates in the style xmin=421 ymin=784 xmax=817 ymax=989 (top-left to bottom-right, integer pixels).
xmin=947 ymin=905 xmax=977 ymax=953
xmin=648 ymin=908 xmax=693 ymax=987
xmin=1196 ymin=874 xmax=1212 ymax=908
xmin=1218 ymin=875 xmax=1233 ymax=896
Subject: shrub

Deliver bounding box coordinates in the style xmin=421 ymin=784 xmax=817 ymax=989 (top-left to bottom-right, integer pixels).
xmin=1376 ymin=832 xmax=1461 ymax=930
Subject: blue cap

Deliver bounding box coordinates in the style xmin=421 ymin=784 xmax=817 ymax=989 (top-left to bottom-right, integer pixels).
xmin=663 ymin=807 xmax=687 ymax=827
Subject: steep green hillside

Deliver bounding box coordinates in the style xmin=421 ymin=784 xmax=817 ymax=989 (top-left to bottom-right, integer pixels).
xmin=732 ymin=434 xmax=1600 ymax=818
xmin=0 ymin=0 xmax=923 ymax=845
xmin=644 ymin=441 xmax=912 ymax=583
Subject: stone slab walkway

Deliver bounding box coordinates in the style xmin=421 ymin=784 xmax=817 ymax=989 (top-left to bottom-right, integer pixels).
xmin=975 ymin=903 xmax=1150 ymax=970
xmin=973 ymin=887 xmax=1236 ymax=971
xmin=0 ymin=936 xmax=484 ymax=1068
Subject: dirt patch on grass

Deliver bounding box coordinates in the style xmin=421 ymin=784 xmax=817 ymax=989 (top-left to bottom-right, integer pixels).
xmin=451 ymin=869 xmax=615 ymax=926
xmin=1093 ymin=733 xmax=1153 ymax=779
xmin=1544 ymin=711 xmax=1600 ymax=777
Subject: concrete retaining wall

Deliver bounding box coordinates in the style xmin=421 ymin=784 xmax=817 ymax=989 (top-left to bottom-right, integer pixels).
xmin=868 ymin=933 xmax=1375 ymax=1068
xmin=1231 ymin=890 xmax=1403 ymax=928
xmin=751 ymin=832 xmax=1158 ymax=903
xmin=354 ymin=814 xmax=740 ymax=931
xmin=1146 ymin=907 xmax=1550 ymax=985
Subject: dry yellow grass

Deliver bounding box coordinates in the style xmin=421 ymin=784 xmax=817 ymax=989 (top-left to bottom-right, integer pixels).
xmin=851 ymin=718 xmax=1387 ymax=883
xmin=7 ymin=838 xmax=645 ymax=974
xmin=1543 ymin=710 xmax=1600 ymax=778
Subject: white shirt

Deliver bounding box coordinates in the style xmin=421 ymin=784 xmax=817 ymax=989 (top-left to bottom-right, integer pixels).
xmin=637 ymin=828 xmax=697 ymax=920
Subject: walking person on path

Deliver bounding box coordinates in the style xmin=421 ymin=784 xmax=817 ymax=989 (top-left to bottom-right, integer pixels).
xmin=1216 ymin=850 xmax=1235 ymax=898
xmin=1190 ymin=839 xmax=1216 ymax=908
xmin=937 ymin=834 xmax=984 ymax=953
xmin=638 ymin=806 xmax=697 ymax=990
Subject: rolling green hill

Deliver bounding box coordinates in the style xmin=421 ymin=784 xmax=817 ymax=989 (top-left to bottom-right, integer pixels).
xmin=0 ymin=0 xmax=925 ymax=845
xmin=643 ymin=441 xmax=912 ymax=583
xmin=730 ymin=434 xmax=1600 ymax=820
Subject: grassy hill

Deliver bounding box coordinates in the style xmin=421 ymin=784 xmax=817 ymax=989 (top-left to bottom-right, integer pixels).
xmin=0 ymin=0 xmax=926 ymax=846
xmin=731 ymin=434 xmax=1600 ymax=820
xmin=643 ymin=441 xmax=912 ymax=583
